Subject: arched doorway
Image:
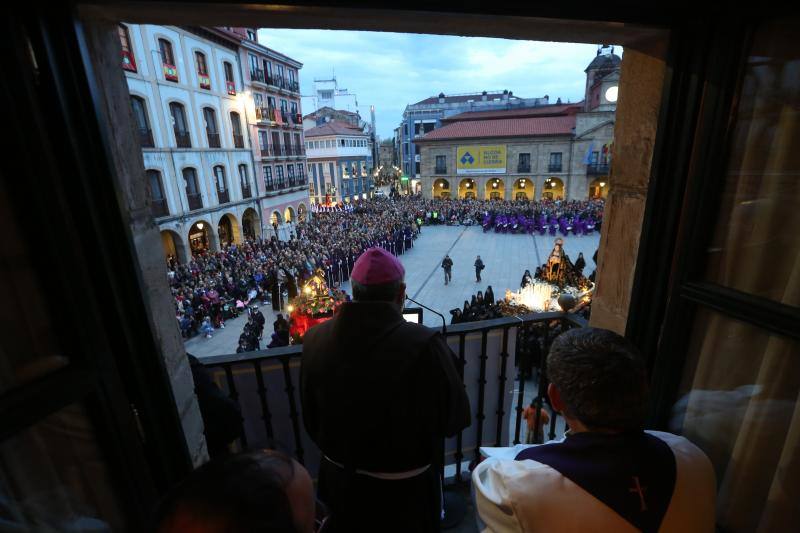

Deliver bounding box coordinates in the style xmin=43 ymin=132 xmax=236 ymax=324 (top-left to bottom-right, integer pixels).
xmin=217 ymin=213 xmax=240 ymax=247
xmin=589 ymin=178 xmax=609 ymax=199
xmin=459 ymin=178 xmax=477 ymax=200
xmin=297 ymin=203 xmax=307 ymax=222
xmin=284 ymin=206 xmax=295 ymax=223
xmin=542 ymin=177 xmax=565 ymax=200
xmin=485 ymin=178 xmax=505 ymax=200
xmin=160 ymin=230 xmax=187 ymax=263
xmin=242 ymin=208 xmax=260 ymax=240
xmin=513 ymin=178 xmax=534 ymax=201
xmin=188 ymin=220 xmax=212 ymax=254
xmin=433 ymin=178 xmax=451 ymax=199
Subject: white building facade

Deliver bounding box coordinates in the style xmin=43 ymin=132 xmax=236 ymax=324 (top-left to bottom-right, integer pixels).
xmin=121 ymin=24 xmax=262 ymax=262
xmin=304 ymin=123 xmax=374 ymax=205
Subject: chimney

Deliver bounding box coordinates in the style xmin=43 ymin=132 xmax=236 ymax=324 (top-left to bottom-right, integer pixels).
xmin=481 ymin=90 xmax=488 ymax=102
xmin=438 ymin=92 xmax=445 ymax=104
xmin=502 ymin=89 xmax=509 ymax=101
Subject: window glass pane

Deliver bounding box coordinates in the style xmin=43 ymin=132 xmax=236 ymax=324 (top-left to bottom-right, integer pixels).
xmin=0 ymin=181 xmax=69 ymax=394
xmin=704 ymin=19 xmax=800 ymax=306
xmin=671 ymin=307 xmax=799 ymax=532
xmin=0 ymin=403 xmax=126 ymax=530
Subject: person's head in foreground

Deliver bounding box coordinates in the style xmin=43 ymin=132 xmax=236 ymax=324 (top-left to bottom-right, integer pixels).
xmin=349 ymin=247 xmax=406 ymax=313
xmin=153 ymin=449 xmax=315 ymax=533
xmin=547 ymin=327 xmax=649 ymax=433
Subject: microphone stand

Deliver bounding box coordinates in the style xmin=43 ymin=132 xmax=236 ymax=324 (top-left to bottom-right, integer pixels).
xmin=406 ymin=295 xmax=446 ymax=335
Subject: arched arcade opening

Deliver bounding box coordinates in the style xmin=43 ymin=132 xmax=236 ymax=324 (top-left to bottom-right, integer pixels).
xmin=542 ymin=177 xmax=564 ymax=200
xmin=433 ymin=178 xmax=451 ymax=199
xmin=513 ymin=178 xmax=534 ymax=201
xmin=485 ymin=177 xmax=505 ymax=200
xmin=458 ymin=178 xmax=477 ymax=200
xmin=242 ymin=208 xmax=260 ymax=240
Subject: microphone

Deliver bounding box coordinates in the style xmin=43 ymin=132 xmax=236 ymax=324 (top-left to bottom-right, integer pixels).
xmin=406 ymin=295 xmax=447 ymax=335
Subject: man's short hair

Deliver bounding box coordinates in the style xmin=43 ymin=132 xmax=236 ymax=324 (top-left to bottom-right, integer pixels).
xmin=153 ymin=450 xmax=298 ymax=532
xmin=351 ymin=279 xmax=403 ymax=302
xmin=547 ymin=327 xmax=648 ymax=432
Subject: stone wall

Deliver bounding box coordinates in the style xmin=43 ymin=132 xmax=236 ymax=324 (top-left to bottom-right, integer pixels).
xmin=589 ymin=49 xmax=666 ymax=334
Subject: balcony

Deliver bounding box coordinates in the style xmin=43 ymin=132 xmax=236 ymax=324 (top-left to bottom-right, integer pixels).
xmin=200 ymin=311 xmax=586 ymax=493
xmin=242 ymin=183 xmax=252 ymax=199
xmin=292 ymin=112 xmax=303 ymax=125
xmin=225 ymin=80 xmax=236 ymax=96
xmin=138 ymin=128 xmax=154 ymax=148
xmin=264 ymin=182 xmax=275 ymax=192
xmin=150 ymin=198 xmax=169 ymax=218
xmin=435 ymin=166 xmax=447 ymax=174
xmin=266 ymin=74 xmax=275 ymax=86
xmin=198 ymin=73 xmax=211 ymax=90
xmin=517 ymin=163 xmax=531 ymax=173
xmin=289 ymin=80 xmax=300 ymax=93
xmin=548 ymin=164 xmax=563 ymax=173
xmin=207 ymin=133 xmax=221 ymax=148
xmin=217 ymin=188 xmax=230 ymax=204
xmin=175 ymin=131 xmax=191 ymax=148
xmin=288 ymin=176 xmax=297 ymax=187
xmin=586 ymin=163 xmax=610 ymax=176
xmin=233 ymin=134 xmax=244 ymax=149
xmin=250 ymin=68 xmax=265 ymax=83
xmin=186 ymin=193 xmax=203 ymax=211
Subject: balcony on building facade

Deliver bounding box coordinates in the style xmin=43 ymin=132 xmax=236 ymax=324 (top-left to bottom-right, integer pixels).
xmin=175 ymin=131 xmax=191 ymax=148
xmin=187 ymin=193 xmax=203 ymax=211
xmin=226 ymin=80 xmax=236 ymax=96
xmin=217 ymin=189 xmax=230 ymax=204
xmin=435 ymin=165 xmax=447 ymax=174
xmin=242 ymin=183 xmax=252 ymax=199
xmin=199 ymin=311 xmax=586 ymax=497
xmin=586 ymin=163 xmax=610 ymax=176
xmin=517 ymin=163 xmax=531 ymax=173
xmin=288 ymin=176 xmax=297 ymax=187
xmin=233 ymin=134 xmax=245 ymax=149
xmin=163 ymin=63 xmax=178 ymax=82
xmin=250 ymin=68 xmax=265 ymax=84
xmin=548 ymin=164 xmax=563 ymax=173
xmin=207 ymin=133 xmax=221 ymax=148
xmin=150 ymin=198 xmax=169 ymax=218
xmin=287 ymin=145 xmax=305 ymax=157
xmin=139 ymin=128 xmax=154 ymax=148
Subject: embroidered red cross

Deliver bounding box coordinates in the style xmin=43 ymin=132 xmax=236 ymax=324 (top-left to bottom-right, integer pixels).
xmin=629 ymin=476 xmax=648 ymax=511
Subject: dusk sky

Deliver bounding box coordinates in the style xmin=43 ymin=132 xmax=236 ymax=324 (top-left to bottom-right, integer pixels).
xmin=257 ymin=29 xmax=622 ymax=139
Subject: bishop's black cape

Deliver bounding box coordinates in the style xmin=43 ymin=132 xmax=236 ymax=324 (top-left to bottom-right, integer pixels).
xmin=300 ymin=301 xmax=470 ymax=532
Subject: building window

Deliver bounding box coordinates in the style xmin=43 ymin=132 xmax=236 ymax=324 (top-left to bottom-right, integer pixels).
xmin=223 ymin=61 xmax=236 ymax=95
xmin=195 ymin=51 xmax=210 ymax=89
xmin=415 ymin=161 xmax=420 ymax=175
xmin=549 ymin=152 xmax=563 ymax=172
xmin=275 ymin=165 xmax=285 ymax=187
xmin=258 ymin=130 xmax=268 ymax=152
xmin=263 ymin=60 xmax=273 ymax=83
xmin=130 ymin=96 xmax=153 ymax=148
xmin=297 ymin=163 xmax=304 ymax=182
xmin=202 ymin=107 xmax=220 ymax=148
xmin=435 ymin=155 xmax=446 ymax=174
xmin=183 ymin=167 xmax=202 ymax=210
xmin=230 ymin=112 xmax=244 ymax=148
xmin=214 ymin=165 xmax=229 ymax=203
xmin=119 ymin=24 xmax=137 ymax=72
xmin=263 ymin=165 xmax=273 ymax=189
xmin=146 ymin=169 xmax=168 ymax=217
xmin=158 ymin=38 xmax=177 ymax=81
xmin=518 ymin=153 xmax=531 ymax=172
xmin=246 ymin=29 xmax=256 ymax=41
xmin=239 ymin=164 xmax=251 ymax=198
xmin=169 ymin=102 xmax=190 ymax=148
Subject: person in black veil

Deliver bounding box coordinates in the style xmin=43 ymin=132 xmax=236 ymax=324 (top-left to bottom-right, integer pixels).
xmin=574 ymin=252 xmax=586 ymax=275
xmin=520 ymin=270 xmax=533 ymax=289
xmin=485 ymin=285 xmax=495 ymax=306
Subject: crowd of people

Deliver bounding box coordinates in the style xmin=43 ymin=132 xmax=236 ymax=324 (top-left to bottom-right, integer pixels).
xmin=169 ymin=195 xmax=604 ymax=346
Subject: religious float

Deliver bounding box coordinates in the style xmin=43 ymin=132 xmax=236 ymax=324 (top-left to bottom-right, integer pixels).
xmin=287 ymin=269 xmax=348 ymax=343
xmin=503 ymin=238 xmax=594 ymax=314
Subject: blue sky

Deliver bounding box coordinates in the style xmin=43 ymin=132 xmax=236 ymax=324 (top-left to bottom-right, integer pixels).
xmin=257 ymin=29 xmax=621 ymax=139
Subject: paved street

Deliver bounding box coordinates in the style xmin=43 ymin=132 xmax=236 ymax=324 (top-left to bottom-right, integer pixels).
xmin=188 ymin=226 xmax=600 ymax=357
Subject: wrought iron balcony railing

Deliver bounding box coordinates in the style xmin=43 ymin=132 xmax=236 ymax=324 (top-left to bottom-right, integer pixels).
xmin=250 ymin=68 xmax=265 ymax=83
xmin=233 ymin=134 xmax=244 ymax=149
xmin=217 ymin=189 xmax=229 ymax=204
xmin=435 ymin=166 xmax=447 ymax=174
xmin=150 ymin=198 xmax=169 ymax=218
xmin=139 ymin=128 xmax=154 ymax=148
xmin=200 ymin=311 xmax=586 ymax=482
xmin=207 ymin=133 xmax=221 ymax=148
xmin=186 ymin=193 xmax=203 ymax=211
xmin=517 ymin=163 xmax=531 ymax=173
xmin=586 ymin=163 xmax=610 ymax=176
xmin=175 ymin=131 xmax=191 ymax=148
xmin=548 ymin=164 xmax=562 ymax=173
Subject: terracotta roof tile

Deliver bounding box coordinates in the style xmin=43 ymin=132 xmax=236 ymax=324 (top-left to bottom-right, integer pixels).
xmin=417 ymin=115 xmax=576 ymax=142
xmin=444 ymin=103 xmax=583 ymax=121
xmin=304 ymin=122 xmax=367 ymax=137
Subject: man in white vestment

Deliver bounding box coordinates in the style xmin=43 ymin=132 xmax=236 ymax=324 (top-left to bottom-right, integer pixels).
xmin=472 ymin=327 xmax=716 ymax=533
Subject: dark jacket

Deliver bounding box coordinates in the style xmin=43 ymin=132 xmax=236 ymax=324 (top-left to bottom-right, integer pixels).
xmin=300 ymin=301 xmax=470 ymax=472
